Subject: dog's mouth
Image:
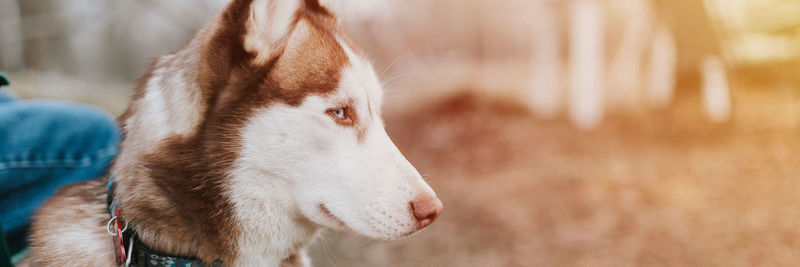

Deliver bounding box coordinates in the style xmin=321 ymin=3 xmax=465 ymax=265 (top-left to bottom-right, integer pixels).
xmin=318 ymin=203 xmax=418 ymax=240
xmin=318 ymin=204 xmax=348 ymax=229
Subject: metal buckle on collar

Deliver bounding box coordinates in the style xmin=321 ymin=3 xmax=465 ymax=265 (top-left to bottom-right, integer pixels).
xmin=106 ymin=215 xmax=128 ymax=236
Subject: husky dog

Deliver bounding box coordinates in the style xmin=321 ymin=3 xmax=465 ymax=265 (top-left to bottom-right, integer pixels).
xmin=28 ymin=0 xmax=443 ymax=265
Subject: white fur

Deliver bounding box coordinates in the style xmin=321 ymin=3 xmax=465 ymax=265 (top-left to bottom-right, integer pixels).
xmin=49 ymin=205 xmax=114 ymax=265
xmin=28 ymin=183 xmax=117 ymax=266
xmin=140 ymin=73 xmax=170 ymax=139
xmin=125 ymin=55 xmax=204 ymax=148
xmin=245 ymin=0 xmax=301 ymax=64
xmin=229 ymin=36 xmax=436 ymax=266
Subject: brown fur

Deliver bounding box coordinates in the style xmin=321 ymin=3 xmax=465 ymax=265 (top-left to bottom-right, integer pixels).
xmin=30 ymin=0 xmax=357 ymax=265
xmin=29 ymin=179 xmax=114 ymax=266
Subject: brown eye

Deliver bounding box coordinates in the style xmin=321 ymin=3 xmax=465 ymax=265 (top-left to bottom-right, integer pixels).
xmin=331 ymin=107 xmax=345 ymax=119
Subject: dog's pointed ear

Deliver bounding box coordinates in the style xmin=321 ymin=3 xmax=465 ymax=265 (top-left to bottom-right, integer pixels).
xmin=241 ymin=0 xmax=303 ymax=64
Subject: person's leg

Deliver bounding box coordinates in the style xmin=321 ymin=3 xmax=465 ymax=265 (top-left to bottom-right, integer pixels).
xmin=0 ymin=90 xmax=15 ymax=104
xmin=0 ymin=100 xmax=120 ymax=254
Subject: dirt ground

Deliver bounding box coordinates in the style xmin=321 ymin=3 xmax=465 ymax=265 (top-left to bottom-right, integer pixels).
xmin=307 ymin=85 xmax=800 ymax=267
xmin=10 ymin=69 xmax=799 ymax=266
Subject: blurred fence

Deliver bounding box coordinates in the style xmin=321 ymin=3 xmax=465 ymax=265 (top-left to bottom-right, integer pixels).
xmin=0 ymin=0 xmax=226 ymax=81
xmin=0 ymin=0 xmax=797 ymax=127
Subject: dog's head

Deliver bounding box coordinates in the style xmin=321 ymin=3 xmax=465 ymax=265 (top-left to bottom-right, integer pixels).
xmin=118 ymin=0 xmax=441 ymax=246
xmin=227 ymin=0 xmax=443 ymax=239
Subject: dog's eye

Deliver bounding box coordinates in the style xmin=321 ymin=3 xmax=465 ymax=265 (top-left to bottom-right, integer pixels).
xmin=326 ymin=106 xmax=354 ymax=126
xmin=330 ymin=107 xmax=346 ymax=119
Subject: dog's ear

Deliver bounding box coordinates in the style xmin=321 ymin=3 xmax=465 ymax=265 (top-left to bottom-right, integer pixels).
xmin=241 ymin=0 xmax=303 ymax=65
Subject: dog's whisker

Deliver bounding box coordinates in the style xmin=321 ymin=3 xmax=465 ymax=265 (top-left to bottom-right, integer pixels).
xmin=381 ymin=71 xmax=418 ymax=89
xmin=378 ymin=51 xmax=411 ymax=81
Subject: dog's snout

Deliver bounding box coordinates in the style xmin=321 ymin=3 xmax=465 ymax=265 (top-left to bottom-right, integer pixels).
xmin=410 ymin=194 xmax=443 ymax=229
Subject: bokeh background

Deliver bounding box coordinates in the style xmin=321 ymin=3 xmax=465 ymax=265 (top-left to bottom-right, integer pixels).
xmin=2 ymin=0 xmax=799 ymax=266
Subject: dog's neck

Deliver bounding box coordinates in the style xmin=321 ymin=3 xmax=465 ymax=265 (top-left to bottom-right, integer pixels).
xmin=110 ymin=24 xmax=319 ymax=264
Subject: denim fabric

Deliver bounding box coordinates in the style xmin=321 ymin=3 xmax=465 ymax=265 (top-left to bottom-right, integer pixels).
xmin=0 ymin=90 xmax=120 ymax=254
xmin=0 ymin=89 xmax=13 ymax=104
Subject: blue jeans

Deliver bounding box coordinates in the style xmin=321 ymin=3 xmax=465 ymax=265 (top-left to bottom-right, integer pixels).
xmin=0 ymin=91 xmax=120 ymax=254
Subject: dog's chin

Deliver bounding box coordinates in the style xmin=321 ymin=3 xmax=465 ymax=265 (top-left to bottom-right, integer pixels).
xmin=316 ymin=204 xmax=351 ymax=232
xmin=313 ymin=204 xmax=418 ymax=240
xmin=313 ymin=204 xmax=418 ymax=241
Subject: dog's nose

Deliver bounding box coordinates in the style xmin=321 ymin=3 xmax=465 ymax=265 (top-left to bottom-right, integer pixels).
xmin=410 ymin=194 xmax=443 ymax=229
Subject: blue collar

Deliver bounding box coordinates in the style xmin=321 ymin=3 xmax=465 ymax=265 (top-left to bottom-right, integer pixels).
xmin=106 ymin=175 xmax=221 ymax=267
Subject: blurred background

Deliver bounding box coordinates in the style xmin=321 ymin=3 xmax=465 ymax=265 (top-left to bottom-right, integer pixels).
xmin=1 ymin=0 xmax=799 ymax=266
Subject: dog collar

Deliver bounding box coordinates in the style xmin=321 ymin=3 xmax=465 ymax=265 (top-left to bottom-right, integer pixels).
xmin=106 ymin=175 xmax=221 ymax=267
